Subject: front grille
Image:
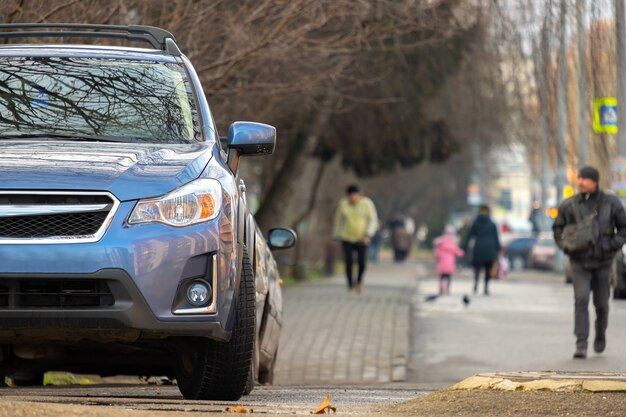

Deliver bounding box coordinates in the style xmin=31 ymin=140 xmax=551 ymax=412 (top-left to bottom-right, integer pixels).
xmin=0 ymin=211 xmax=108 ymax=238
xmin=0 ymin=279 xmax=114 ymax=309
xmin=0 ymin=287 xmax=7 ymax=308
xmin=0 ymin=192 xmax=118 ymax=242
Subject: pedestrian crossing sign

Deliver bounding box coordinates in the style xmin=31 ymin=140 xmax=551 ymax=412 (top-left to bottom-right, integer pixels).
xmin=593 ymin=97 xmax=618 ymax=134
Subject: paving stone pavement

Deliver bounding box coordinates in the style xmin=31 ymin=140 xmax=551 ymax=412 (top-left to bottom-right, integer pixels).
xmin=274 ymin=261 xmax=417 ymax=386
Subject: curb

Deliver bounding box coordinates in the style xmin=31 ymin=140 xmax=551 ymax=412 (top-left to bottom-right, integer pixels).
xmin=449 ymin=372 xmax=626 ymax=393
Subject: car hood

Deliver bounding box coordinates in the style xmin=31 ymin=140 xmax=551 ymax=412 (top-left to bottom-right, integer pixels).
xmin=532 ymin=246 xmax=556 ymax=256
xmin=0 ymin=141 xmax=214 ymax=201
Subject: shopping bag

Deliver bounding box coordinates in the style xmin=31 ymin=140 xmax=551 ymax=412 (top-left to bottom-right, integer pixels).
xmin=498 ymin=255 xmax=509 ymax=280
xmin=489 ymin=260 xmax=499 ymax=279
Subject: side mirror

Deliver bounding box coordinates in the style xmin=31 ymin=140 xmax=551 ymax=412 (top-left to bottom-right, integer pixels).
xmin=268 ymin=228 xmax=297 ymax=250
xmin=226 ymin=121 xmax=276 ymax=173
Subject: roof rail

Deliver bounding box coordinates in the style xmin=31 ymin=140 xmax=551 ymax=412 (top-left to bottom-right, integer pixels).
xmin=0 ymin=24 xmax=181 ymax=56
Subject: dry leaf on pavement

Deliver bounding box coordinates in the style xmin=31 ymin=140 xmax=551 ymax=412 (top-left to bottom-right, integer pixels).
xmin=311 ymin=394 xmax=336 ymax=414
xmin=225 ymin=405 xmax=253 ymax=413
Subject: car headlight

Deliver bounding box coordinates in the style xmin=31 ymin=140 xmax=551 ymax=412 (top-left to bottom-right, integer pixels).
xmin=128 ymin=179 xmax=222 ymax=227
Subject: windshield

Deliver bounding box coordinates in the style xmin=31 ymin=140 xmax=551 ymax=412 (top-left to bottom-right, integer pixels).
xmin=0 ymin=56 xmax=200 ymax=143
xmin=509 ymin=238 xmax=533 ymax=249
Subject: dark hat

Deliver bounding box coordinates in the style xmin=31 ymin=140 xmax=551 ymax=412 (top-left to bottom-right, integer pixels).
xmin=346 ymin=184 xmax=360 ymax=194
xmin=578 ymin=165 xmax=600 ymax=183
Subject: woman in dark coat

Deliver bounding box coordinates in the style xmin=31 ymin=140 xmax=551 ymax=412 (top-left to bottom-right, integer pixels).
xmin=462 ymin=205 xmax=501 ymax=295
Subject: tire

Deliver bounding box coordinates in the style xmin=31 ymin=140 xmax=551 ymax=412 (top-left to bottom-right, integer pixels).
xmin=243 ymin=361 xmax=255 ymax=395
xmin=510 ymin=256 xmax=525 ymax=271
xmin=258 ymin=352 xmax=277 ymax=386
xmin=176 ymin=247 xmax=256 ymax=400
xmin=8 ymin=372 xmax=44 ymax=386
xmin=243 ymin=340 xmax=259 ymax=395
xmin=256 ymin=293 xmax=279 ymax=386
xmin=614 ymin=285 xmax=626 ymax=299
xmin=612 ymin=255 xmax=626 ymax=298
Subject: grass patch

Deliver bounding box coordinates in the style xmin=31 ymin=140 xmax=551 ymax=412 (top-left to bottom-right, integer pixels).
xmin=281 ymin=265 xmax=327 ymax=287
xmin=43 ymin=372 xmax=94 ymax=386
xmin=280 ymin=275 xmax=298 ymax=288
xmin=306 ymin=269 xmax=324 ymax=282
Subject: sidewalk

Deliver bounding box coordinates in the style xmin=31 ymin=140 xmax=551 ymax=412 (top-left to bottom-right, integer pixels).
xmin=273 ymin=259 xmax=626 ymax=416
xmin=411 ymin=262 xmax=626 ymax=388
xmin=274 ymin=261 xmax=416 ymax=386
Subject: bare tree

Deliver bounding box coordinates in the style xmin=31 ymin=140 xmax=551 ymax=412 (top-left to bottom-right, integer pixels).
xmin=0 ymin=0 xmax=514 ymax=267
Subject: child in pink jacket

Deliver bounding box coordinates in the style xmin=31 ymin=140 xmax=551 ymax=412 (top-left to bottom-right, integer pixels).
xmin=434 ymin=225 xmax=465 ymax=295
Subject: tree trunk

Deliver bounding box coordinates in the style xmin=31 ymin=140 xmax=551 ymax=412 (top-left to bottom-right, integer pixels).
xmin=254 ymin=94 xmax=335 ymax=230
xmin=291 ymin=159 xmax=328 ymax=280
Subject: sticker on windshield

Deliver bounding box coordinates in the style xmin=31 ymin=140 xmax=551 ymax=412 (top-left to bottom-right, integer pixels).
xmin=32 ymin=87 xmax=49 ymax=107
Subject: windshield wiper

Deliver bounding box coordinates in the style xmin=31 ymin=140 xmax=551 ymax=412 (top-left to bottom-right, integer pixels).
xmin=0 ymin=133 xmax=130 ymax=142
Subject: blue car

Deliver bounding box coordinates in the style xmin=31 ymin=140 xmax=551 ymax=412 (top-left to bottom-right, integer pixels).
xmin=0 ymin=24 xmax=296 ymax=400
xmin=504 ymin=236 xmax=537 ymax=270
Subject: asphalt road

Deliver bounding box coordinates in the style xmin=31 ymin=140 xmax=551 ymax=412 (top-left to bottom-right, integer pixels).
xmin=410 ymin=265 xmax=626 ymax=389
xmin=0 ymin=384 xmax=426 ymax=415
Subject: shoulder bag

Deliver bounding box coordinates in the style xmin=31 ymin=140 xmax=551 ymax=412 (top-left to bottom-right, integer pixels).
xmin=561 ymin=193 xmax=603 ymax=254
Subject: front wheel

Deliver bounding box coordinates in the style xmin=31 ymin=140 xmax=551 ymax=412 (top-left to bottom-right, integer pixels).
xmin=176 ymin=247 xmax=256 ymax=400
xmin=243 ymin=340 xmax=259 ymax=395
xmin=611 ymin=254 xmax=626 ymax=298
xmin=8 ymin=372 xmax=44 ymax=386
xmin=614 ymin=287 xmax=626 ymax=299
xmin=258 ymin=352 xmax=277 ymax=386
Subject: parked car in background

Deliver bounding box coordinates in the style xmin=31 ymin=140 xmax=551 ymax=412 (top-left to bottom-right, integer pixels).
xmin=611 ymin=247 xmax=626 ymax=299
xmin=565 ymin=256 xmax=573 ymax=284
xmin=0 ymin=24 xmax=297 ymax=401
xmin=503 ymin=236 xmax=537 ymax=270
xmin=529 ymin=236 xmax=558 ymax=270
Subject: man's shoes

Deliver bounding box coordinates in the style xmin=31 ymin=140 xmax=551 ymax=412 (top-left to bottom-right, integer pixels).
xmin=594 ymin=334 xmax=606 ymax=353
xmin=356 ymin=283 xmax=364 ymax=295
xmin=573 ymin=343 xmax=587 ymax=359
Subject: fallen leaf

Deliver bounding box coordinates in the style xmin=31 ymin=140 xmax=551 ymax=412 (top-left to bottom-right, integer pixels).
xmin=225 ymin=405 xmax=253 ymax=413
xmin=311 ymin=394 xmax=336 ymax=414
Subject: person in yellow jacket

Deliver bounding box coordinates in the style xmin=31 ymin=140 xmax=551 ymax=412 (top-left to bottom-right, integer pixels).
xmin=332 ymin=184 xmax=379 ymax=294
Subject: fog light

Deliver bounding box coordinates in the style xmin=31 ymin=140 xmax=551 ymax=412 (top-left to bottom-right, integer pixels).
xmin=185 ymin=280 xmax=211 ymax=307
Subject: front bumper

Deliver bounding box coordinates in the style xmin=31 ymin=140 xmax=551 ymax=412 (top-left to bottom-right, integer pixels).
xmin=0 ymin=201 xmax=238 ymax=342
xmin=0 ymin=268 xmax=230 ymax=342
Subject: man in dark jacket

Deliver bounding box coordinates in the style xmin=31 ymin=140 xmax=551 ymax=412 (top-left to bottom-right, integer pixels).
xmin=462 ymin=205 xmax=501 ymax=296
xmin=553 ymin=165 xmax=626 ymax=359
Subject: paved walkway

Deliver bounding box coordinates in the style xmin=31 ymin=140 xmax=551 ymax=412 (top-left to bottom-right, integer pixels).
xmin=274 ymin=258 xmax=626 ymax=394
xmin=411 ymin=263 xmax=626 ymax=389
xmin=274 ymin=261 xmax=416 ymax=386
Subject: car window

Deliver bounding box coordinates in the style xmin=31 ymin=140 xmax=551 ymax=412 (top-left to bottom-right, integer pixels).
xmin=538 ymin=239 xmax=554 ymax=247
xmin=0 ymin=56 xmax=201 ymax=143
xmin=509 ymin=238 xmax=533 ymax=249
